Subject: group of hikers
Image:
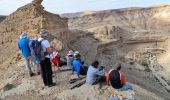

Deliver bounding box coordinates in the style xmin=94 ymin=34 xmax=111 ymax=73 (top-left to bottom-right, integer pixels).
xmin=18 ymin=28 xmax=133 ymax=91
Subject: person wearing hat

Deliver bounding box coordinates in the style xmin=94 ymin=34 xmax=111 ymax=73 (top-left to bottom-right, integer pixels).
xmin=72 ymin=53 xmax=88 ymax=78
xmin=51 ymin=50 xmax=60 ymax=70
xmin=86 ymin=61 xmax=106 ymax=85
xmin=38 ymin=29 xmax=56 ymax=87
xmin=106 ymin=63 xmax=132 ymax=91
xmin=18 ymin=32 xmax=34 ymax=77
xmin=66 ymin=50 xmax=74 ymax=73
xmin=73 ymin=51 xmax=79 ymax=57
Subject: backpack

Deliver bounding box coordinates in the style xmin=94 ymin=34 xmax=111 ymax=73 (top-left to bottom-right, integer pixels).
xmin=30 ymin=39 xmax=47 ymax=62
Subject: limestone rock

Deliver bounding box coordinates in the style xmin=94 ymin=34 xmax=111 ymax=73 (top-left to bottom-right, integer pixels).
xmin=3 ymin=83 xmax=14 ymax=92
xmin=50 ymin=39 xmax=64 ymax=51
xmin=0 ymin=0 xmax=68 ymax=79
xmin=57 ymin=84 xmax=136 ymax=100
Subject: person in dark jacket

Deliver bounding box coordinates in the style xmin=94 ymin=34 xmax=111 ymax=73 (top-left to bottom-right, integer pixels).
xmin=106 ymin=63 xmax=132 ymax=91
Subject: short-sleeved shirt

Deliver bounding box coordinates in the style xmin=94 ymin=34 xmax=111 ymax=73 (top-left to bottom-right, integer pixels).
xmin=18 ymin=38 xmax=31 ymax=58
xmin=38 ymin=38 xmax=50 ymax=58
xmin=72 ymin=59 xmax=82 ymax=76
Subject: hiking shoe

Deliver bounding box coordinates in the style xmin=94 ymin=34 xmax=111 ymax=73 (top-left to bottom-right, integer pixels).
xmin=29 ymin=73 xmax=35 ymax=77
xmin=48 ymin=83 xmax=56 ymax=87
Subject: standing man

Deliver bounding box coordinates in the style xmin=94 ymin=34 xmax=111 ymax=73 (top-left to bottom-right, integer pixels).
xmin=18 ymin=33 xmax=34 ymax=77
xmin=38 ymin=29 xmax=56 ymax=87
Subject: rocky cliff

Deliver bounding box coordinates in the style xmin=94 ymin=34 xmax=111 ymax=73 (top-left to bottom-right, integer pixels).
xmin=64 ymin=5 xmax=170 ymax=99
xmin=67 ymin=5 xmax=170 ymax=40
xmin=0 ymin=0 xmax=68 ymax=79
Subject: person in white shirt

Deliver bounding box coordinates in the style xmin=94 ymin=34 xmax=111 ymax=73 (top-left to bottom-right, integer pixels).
xmin=66 ymin=50 xmax=74 ymax=69
xmin=86 ymin=61 xmax=106 ymax=85
xmin=39 ymin=29 xmax=56 ymax=87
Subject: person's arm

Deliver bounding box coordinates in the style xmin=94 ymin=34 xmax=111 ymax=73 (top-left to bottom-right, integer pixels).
xmin=120 ymin=72 xmax=126 ymax=85
xmin=43 ymin=40 xmax=52 ymax=54
xmin=106 ymin=72 xmax=110 ymax=85
xmin=106 ymin=69 xmax=113 ymax=85
xmin=27 ymin=40 xmax=32 ymax=53
xmin=46 ymin=47 xmax=52 ymax=54
xmin=76 ymin=61 xmax=82 ymax=78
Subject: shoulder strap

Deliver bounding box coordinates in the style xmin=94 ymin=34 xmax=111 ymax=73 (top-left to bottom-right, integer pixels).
xmin=108 ymin=69 xmax=114 ymax=75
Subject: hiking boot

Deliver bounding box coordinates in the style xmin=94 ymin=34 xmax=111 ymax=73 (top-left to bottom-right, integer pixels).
xmin=48 ymin=83 xmax=56 ymax=87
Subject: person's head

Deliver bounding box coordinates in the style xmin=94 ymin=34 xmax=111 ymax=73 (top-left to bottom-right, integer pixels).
xmin=20 ymin=32 xmax=28 ymax=39
xmin=74 ymin=51 xmax=80 ymax=57
xmin=67 ymin=50 xmax=74 ymax=56
xmin=91 ymin=61 xmax=99 ymax=68
xmin=75 ymin=54 xmax=81 ymax=59
xmin=33 ymin=37 xmax=38 ymax=40
xmin=114 ymin=63 xmax=122 ymax=71
xmin=39 ymin=29 xmax=49 ymax=38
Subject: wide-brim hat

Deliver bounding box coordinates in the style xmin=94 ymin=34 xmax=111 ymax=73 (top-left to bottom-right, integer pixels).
xmin=67 ymin=50 xmax=74 ymax=56
xmin=40 ymin=29 xmax=49 ymax=36
xmin=74 ymin=51 xmax=80 ymax=57
xmin=20 ymin=32 xmax=28 ymax=39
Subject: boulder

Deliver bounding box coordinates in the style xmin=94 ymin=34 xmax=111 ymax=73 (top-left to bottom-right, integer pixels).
xmin=50 ymin=39 xmax=64 ymax=51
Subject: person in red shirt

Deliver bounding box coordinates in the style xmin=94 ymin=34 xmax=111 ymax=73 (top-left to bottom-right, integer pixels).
xmin=106 ymin=63 xmax=132 ymax=91
xmin=51 ymin=50 xmax=60 ymax=70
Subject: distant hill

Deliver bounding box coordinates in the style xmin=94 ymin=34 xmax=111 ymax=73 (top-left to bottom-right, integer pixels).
xmin=62 ymin=11 xmax=96 ymax=18
xmin=67 ymin=5 xmax=170 ymax=34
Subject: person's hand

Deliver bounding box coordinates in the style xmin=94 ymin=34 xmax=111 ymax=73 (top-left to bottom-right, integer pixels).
xmin=17 ymin=53 xmax=22 ymax=61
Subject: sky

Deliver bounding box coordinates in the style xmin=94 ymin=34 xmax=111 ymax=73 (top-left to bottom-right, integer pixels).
xmin=0 ymin=0 xmax=170 ymax=15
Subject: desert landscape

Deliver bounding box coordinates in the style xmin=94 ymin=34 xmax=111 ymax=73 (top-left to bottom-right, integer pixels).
xmin=0 ymin=0 xmax=170 ymax=100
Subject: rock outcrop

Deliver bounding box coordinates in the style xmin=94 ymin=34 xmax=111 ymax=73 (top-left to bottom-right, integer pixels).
xmin=57 ymin=84 xmax=136 ymax=100
xmin=0 ymin=0 xmax=68 ymax=79
xmin=67 ymin=5 xmax=170 ymax=39
xmin=0 ymin=0 xmax=68 ymax=36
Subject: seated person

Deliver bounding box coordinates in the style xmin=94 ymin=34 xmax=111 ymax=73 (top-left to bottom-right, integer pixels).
xmin=72 ymin=54 xmax=88 ymax=78
xmin=106 ymin=63 xmax=132 ymax=91
xmin=86 ymin=61 xmax=106 ymax=85
xmin=51 ymin=50 xmax=60 ymax=70
xmin=66 ymin=50 xmax=74 ymax=68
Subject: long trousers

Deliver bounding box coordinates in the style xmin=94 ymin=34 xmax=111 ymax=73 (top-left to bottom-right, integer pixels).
xmin=40 ymin=58 xmax=53 ymax=86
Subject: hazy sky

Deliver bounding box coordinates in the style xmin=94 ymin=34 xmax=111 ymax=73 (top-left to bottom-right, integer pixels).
xmin=0 ymin=0 xmax=170 ymax=15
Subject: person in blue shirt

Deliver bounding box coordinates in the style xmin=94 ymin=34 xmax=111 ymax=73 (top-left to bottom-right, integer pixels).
xmin=72 ymin=54 xmax=87 ymax=78
xmin=18 ymin=33 xmax=34 ymax=77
